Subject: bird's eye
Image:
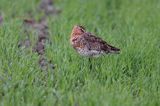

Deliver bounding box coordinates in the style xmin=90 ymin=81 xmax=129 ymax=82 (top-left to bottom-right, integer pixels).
xmin=79 ymin=26 xmax=85 ymax=30
xmin=81 ymin=29 xmax=84 ymax=32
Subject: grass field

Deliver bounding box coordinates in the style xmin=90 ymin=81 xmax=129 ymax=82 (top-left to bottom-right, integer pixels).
xmin=0 ymin=0 xmax=160 ymax=106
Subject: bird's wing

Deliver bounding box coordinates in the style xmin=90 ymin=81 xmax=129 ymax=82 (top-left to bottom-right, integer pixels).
xmin=83 ymin=32 xmax=120 ymax=53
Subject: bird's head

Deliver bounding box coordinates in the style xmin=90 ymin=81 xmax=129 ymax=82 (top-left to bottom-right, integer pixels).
xmin=71 ymin=25 xmax=85 ymax=37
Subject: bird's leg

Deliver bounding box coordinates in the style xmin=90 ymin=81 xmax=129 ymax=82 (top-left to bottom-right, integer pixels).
xmin=89 ymin=57 xmax=92 ymax=70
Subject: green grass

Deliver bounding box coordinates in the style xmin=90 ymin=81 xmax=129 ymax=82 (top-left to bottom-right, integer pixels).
xmin=0 ymin=0 xmax=160 ymax=106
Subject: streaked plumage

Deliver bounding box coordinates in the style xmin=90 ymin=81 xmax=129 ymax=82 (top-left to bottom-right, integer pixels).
xmin=70 ymin=25 xmax=120 ymax=57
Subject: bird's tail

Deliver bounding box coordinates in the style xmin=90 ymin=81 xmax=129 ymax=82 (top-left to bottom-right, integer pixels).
xmin=108 ymin=45 xmax=120 ymax=54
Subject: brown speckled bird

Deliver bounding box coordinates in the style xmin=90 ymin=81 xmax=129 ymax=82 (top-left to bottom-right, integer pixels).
xmin=70 ymin=25 xmax=120 ymax=57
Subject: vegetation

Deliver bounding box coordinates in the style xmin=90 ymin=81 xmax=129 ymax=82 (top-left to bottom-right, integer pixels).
xmin=0 ymin=0 xmax=160 ymax=106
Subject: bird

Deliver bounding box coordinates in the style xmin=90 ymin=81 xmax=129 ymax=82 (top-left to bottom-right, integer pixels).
xmin=70 ymin=25 xmax=120 ymax=57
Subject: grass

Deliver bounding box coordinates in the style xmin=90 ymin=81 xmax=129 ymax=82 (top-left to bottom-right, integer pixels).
xmin=0 ymin=0 xmax=160 ymax=106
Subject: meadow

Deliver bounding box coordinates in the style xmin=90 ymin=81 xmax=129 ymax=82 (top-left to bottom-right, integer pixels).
xmin=0 ymin=0 xmax=160 ymax=106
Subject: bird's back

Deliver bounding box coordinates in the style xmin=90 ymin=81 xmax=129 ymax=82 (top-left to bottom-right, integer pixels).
xmin=83 ymin=32 xmax=120 ymax=54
